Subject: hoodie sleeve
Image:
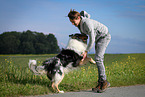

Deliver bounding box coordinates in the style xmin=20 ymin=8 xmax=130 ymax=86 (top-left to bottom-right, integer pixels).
xmin=83 ymin=20 xmax=95 ymax=52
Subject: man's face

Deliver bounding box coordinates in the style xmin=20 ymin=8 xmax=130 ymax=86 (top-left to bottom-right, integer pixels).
xmin=69 ymin=17 xmax=81 ymax=27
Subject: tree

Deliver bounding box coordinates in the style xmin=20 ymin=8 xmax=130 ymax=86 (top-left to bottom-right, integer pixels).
xmin=21 ymin=42 xmax=35 ymax=54
xmin=0 ymin=30 xmax=60 ymax=54
xmin=0 ymin=32 xmax=20 ymax=54
xmin=47 ymin=34 xmax=60 ymax=53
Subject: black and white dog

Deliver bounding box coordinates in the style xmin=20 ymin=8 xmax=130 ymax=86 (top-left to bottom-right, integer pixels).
xmin=29 ymin=33 xmax=95 ymax=93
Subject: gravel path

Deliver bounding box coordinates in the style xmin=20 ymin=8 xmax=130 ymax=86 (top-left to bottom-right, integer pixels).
xmin=26 ymin=85 xmax=145 ymax=97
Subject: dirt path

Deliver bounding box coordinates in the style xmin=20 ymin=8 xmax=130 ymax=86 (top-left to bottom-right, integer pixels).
xmin=26 ymin=85 xmax=145 ymax=97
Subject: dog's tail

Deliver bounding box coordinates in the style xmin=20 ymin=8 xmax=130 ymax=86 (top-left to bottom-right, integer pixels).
xmin=28 ymin=60 xmax=46 ymax=75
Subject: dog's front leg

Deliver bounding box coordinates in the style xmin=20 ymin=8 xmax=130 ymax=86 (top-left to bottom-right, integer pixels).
xmin=53 ymin=73 xmax=64 ymax=93
xmin=52 ymin=81 xmax=64 ymax=93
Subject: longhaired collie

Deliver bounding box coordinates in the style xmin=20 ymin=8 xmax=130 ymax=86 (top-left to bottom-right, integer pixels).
xmin=29 ymin=33 xmax=95 ymax=93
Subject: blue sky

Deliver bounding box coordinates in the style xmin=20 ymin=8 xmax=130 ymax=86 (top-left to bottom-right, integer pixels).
xmin=0 ymin=0 xmax=145 ymax=53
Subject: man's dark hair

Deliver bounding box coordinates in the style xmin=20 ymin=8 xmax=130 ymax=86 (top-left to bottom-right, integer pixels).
xmin=67 ymin=9 xmax=81 ymax=20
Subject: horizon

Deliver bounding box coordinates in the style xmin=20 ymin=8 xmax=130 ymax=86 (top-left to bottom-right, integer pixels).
xmin=0 ymin=0 xmax=145 ymax=54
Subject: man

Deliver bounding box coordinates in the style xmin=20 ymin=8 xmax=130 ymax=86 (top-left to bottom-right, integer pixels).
xmin=67 ymin=9 xmax=111 ymax=93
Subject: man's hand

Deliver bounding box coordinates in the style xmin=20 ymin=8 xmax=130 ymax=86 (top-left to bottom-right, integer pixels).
xmin=81 ymin=51 xmax=88 ymax=62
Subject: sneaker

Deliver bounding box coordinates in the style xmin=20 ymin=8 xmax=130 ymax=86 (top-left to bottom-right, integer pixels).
xmin=92 ymin=80 xmax=110 ymax=93
xmin=92 ymin=81 xmax=101 ymax=92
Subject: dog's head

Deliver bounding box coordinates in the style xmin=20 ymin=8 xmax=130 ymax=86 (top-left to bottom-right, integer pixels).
xmin=66 ymin=33 xmax=88 ymax=55
xmin=69 ymin=33 xmax=88 ymax=44
xmin=66 ymin=33 xmax=88 ymax=54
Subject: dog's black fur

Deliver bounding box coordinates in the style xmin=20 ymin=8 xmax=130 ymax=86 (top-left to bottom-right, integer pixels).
xmin=43 ymin=49 xmax=83 ymax=80
xmin=56 ymin=49 xmax=83 ymax=67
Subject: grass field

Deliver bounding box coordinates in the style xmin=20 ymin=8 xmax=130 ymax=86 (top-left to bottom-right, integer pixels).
xmin=0 ymin=54 xmax=145 ymax=96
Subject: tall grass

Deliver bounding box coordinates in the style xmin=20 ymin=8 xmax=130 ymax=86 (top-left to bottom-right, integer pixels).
xmin=0 ymin=54 xmax=145 ymax=96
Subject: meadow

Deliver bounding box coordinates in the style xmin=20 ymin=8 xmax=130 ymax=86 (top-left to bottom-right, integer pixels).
xmin=0 ymin=54 xmax=145 ymax=96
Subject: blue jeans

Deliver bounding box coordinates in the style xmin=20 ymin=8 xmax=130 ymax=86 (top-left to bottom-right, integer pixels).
xmin=95 ymin=33 xmax=111 ymax=81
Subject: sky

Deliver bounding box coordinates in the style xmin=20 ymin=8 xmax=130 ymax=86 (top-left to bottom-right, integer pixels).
xmin=0 ymin=0 xmax=145 ymax=54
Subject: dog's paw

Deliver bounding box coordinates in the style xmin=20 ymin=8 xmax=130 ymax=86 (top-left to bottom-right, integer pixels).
xmin=90 ymin=58 xmax=96 ymax=64
xmin=59 ymin=91 xmax=64 ymax=93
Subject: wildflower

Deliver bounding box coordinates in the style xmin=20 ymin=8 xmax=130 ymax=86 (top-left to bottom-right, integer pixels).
xmin=132 ymin=57 xmax=136 ymax=60
xmin=128 ymin=56 xmax=130 ymax=60
xmin=120 ymin=62 xmax=123 ymax=64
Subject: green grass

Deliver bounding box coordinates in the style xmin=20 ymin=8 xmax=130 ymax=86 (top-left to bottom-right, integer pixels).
xmin=0 ymin=54 xmax=145 ymax=96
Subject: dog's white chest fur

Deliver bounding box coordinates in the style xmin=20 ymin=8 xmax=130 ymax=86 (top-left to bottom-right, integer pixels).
xmin=66 ymin=38 xmax=87 ymax=54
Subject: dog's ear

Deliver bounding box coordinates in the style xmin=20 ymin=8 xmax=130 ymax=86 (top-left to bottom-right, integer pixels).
xmin=69 ymin=34 xmax=73 ymax=37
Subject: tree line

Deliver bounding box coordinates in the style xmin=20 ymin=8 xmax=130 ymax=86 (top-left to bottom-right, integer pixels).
xmin=0 ymin=30 xmax=60 ymax=54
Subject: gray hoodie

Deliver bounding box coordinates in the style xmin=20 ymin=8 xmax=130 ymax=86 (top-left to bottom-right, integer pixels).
xmin=79 ymin=11 xmax=109 ymax=52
